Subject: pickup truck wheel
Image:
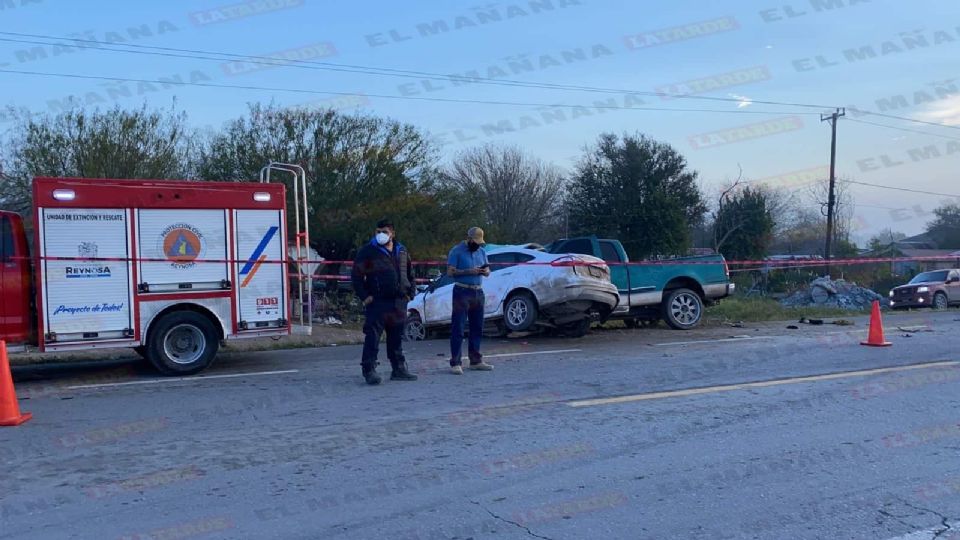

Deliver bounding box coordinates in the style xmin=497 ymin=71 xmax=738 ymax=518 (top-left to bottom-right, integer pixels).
xmin=146 ymin=311 xmax=219 ymax=376
xmin=404 ymin=311 xmax=426 ymax=341
xmin=662 ymin=288 xmax=703 ymax=330
xmin=504 ymin=292 xmax=538 ymax=332
xmin=933 ymin=292 xmax=948 ymax=310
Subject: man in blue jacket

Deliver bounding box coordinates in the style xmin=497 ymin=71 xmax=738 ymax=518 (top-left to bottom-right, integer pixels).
xmin=351 ymin=219 xmax=418 ymax=385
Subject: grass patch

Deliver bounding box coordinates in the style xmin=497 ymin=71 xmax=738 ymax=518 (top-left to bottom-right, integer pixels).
xmin=706 ymin=296 xmax=862 ymax=323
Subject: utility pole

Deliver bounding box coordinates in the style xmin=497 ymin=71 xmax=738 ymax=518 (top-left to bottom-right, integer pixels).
xmin=821 ymin=107 xmax=845 ymax=277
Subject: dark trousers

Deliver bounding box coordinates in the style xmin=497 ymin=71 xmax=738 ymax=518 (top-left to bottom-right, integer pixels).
xmin=362 ymin=298 xmax=407 ymax=372
xmin=450 ymin=286 xmax=484 ymax=366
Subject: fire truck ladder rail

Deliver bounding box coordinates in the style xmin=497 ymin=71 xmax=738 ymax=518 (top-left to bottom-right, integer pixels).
xmin=260 ymin=162 xmax=312 ymax=335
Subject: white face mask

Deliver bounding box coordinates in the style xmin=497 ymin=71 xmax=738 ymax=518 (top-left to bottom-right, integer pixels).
xmin=375 ymin=232 xmax=391 ymax=246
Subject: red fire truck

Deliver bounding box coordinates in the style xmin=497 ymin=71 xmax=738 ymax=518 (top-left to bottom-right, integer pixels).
xmin=0 ymin=163 xmax=312 ymax=375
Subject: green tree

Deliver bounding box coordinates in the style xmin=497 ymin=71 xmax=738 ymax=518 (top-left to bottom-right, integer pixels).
xmin=199 ymin=103 xmax=475 ymax=260
xmin=566 ymin=133 xmax=706 ymax=259
xmin=442 ymin=144 xmax=566 ymax=244
xmin=0 ymin=104 xmax=195 ymax=218
xmin=713 ymin=186 xmax=776 ymax=261
xmin=926 ymin=203 xmax=960 ymax=248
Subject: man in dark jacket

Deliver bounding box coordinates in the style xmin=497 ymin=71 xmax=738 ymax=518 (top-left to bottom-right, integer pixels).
xmin=351 ymin=219 xmax=418 ymax=385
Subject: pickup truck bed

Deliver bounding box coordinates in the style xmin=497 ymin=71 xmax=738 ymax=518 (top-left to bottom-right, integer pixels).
xmin=546 ymin=237 xmax=734 ymax=329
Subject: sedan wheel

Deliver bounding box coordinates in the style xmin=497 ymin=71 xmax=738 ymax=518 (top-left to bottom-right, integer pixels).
xmin=404 ymin=312 xmax=426 ymax=341
xmin=504 ymin=293 xmax=538 ymax=332
xmin=933 ymin=293 xmax=949 ymax=310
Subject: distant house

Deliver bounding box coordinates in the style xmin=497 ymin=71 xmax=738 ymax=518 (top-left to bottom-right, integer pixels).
xmin=894 ymin=249 xmax=960 ymax=274
xmin=892 ymin=232 xmax=939 ymax=250
xmin=862 ymin=232 xmax=960 ymax=275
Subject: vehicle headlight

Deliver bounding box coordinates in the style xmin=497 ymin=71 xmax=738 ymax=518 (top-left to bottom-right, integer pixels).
xmin=917 ymin=286 xmax=929 ymax=293
xmin=888 ymin=290 xmax=894 ymax=297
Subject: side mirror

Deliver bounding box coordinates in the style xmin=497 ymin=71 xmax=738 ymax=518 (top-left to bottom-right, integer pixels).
xmin=949 ymin=276 xmax=959 ymax=284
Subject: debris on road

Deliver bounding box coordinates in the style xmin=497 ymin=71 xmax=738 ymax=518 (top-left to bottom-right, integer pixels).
xmin=786 ymin=325 xmax=799 ymax=330
xmin=832 ymin=320 xmax=854 ymax=326
xmin=897 ymin=326 xmax=932 ymax=333
xmin=798 ymin=317 xmax=824 ymax=325
xmin=780 ymin=277 xmax=885 ymax=311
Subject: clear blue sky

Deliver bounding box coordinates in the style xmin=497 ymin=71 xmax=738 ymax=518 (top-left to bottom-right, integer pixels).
xmin=2 ymin=0 xmax=959 ymax=242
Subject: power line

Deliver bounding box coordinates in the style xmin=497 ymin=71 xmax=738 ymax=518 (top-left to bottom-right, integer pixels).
xmin=844 ymin=117 xmax=960 ymax=141
xmin=0 ymin=68 xmax=830 ymax=116
xmin=847 ymin=180 xmax=960 ymax=199
xmin=855 ymin=109 xmax=960 ymax=132
xmin=5 ymin=32 xmax=960 ymax=135
xmin=0 ymin=36 xmax=640 ymax=97
xmin=0 ymin=31 xmax=842 ymax=110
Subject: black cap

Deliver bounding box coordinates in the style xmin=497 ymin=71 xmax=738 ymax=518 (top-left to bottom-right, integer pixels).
xmin=376 ymin=218 xmax=394 ymax=229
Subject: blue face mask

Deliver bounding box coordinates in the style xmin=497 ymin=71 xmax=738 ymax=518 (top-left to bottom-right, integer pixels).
xmin=375 ymin=232 xmax=391 ymax=246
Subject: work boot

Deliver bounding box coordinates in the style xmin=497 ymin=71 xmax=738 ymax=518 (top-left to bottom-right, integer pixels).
xmin=363 ymin=365 xmax=381 ymax=385
xmin=391 ymin=363 xmax=418 ymax=381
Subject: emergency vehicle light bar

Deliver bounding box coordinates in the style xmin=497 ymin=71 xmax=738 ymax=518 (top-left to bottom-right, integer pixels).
xmin=52 ymin=189 xmax=76 ymax=201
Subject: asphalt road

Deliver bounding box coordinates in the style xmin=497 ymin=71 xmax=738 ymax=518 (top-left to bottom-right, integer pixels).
xmin=2 ymin=311 xmax=959 ymax=540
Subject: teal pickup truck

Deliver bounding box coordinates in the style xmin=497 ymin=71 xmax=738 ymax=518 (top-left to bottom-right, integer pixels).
xmin=545 ymin=237 xmax=734 ymax=329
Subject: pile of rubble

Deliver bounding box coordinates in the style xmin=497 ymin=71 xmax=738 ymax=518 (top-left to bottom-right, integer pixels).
xmin=780 ymin=276 xmax=885 ymax=311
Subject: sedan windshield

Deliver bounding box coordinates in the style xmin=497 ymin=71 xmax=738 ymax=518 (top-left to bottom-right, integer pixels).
xmin=909 ymin=270 xmax=948 ymax=284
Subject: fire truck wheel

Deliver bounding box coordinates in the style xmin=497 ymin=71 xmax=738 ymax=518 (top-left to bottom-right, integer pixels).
xmin=147 ymin=311 xmax=219 ymax=376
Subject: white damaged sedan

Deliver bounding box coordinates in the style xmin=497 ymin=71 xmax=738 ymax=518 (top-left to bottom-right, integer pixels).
xmin=404 ymin=247 xmax=619 ymax=340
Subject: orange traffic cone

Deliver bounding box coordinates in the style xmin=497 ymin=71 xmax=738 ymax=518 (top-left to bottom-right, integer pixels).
xmin=861 ymin=300 xmax=892 ymax=347
xmin=0 ymin=340 xmax=32 ymax=426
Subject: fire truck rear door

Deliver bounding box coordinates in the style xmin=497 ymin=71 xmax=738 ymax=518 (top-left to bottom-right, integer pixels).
xmin=234 ymin=210 xmax=286 ymax=329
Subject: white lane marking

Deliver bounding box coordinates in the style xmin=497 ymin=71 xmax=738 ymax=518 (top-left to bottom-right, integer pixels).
xmin=484 ymin=349 xmax=582 ymax=359
xmin=654 ymin=336 xmax=776 ymax=347
xmin=567 ymin=361 xmax=960 ymax=408
xmin=66 ymin=369 xmax=299 ymax=390
xmin=883 ymin=522 xmax=958 ymax=539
